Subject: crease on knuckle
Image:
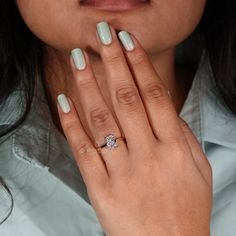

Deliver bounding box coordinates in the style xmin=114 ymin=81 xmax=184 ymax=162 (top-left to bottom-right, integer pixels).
xmin=90 ymin=108 xmax=110 ymax=127
xmin=64 ymin=119 xmax=77 ymax=132
xmin=116 ymin=86 xmax=140 ymax=109
xmin=77 ymin=78 xmax=94 ymax=90
xmin=144 ymin=83 xmax=166 ymax=102
xmin=75 ymin=142 xmax=95 ymax=158
xmin=103 ymin=51 xmax=123 ymax=65
xmin=130 ymin=50 xmax=146 ymax=66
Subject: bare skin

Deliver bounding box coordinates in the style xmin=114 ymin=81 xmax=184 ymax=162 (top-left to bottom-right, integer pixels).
xmin=42 ymin=46 xmax=193 ymax=136
xmin=58 ymin=27 xmax=212 ymax=235
xmin=16 ymin=0 xmax=206 ymax=135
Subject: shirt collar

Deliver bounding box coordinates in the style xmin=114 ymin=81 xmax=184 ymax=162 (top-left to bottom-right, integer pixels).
xmin=6 ymin=74 xmax=51 ymax=167
xmin=180 ymin=51 xmax=236 ymax=151
xmin=7 ymin=76 xmax=90 ymax=201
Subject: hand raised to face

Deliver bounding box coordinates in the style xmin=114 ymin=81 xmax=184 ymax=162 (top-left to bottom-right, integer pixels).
xmin=57 ymin=21 xmax=212 ymax=236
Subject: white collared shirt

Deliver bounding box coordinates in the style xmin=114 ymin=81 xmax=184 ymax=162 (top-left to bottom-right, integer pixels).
xmin=0 ymin=52 xmax=236 ymax=236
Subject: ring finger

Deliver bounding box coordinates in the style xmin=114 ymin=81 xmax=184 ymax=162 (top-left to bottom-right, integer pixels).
xmin=70 ymin=48 xmax=129 ymax=177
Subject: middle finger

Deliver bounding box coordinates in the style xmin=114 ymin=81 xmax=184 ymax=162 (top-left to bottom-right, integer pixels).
xmin=96 ymin=21 xmax=156 ymax=152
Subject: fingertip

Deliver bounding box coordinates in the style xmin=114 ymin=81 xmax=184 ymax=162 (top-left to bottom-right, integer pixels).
xmin=118 ymin=30 xmax=136 ymax=52
xmin=57 ymin=94 xmax=71 ymax=114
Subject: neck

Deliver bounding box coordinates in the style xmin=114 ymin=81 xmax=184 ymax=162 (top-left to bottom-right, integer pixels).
xmin=43 ymin=46 xmax=193 ymax=134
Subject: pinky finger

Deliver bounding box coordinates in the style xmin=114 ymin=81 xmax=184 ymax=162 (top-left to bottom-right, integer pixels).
xmin=57 ymin=94 xmax=109 ymax=194
xmin=179 ymin=118 xmax=212 ymax=187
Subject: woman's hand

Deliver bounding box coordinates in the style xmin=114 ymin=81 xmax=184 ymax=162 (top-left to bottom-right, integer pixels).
xmin=57 ymin=22 xmax=212 ymax=236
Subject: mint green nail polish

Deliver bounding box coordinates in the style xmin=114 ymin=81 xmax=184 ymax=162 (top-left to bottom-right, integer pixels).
xmin=57 ymin=94 xmax=71 ymax=113
xmin=97 ymin=21 xmax=112 ymax=45
xmin=71 ymin=48 xmax=86 ymax=70
xmin=118 ymin=31 xmax=135 ymax=51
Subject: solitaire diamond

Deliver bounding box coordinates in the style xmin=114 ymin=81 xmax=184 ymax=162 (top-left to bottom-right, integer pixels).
xmin=105 ymin=134 xmax=118 ymax=149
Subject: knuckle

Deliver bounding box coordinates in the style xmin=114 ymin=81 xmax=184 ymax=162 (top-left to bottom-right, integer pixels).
xmin=129 ymin=50 xmax=147 ymax=66
xmin=116 ymin=86 xmax=140 ymax=108
xmin=63 ymin=119 xmax=77 ymax=132
xmin=90 ymin=108 xmax=110 ymax=127
xmin=103 ymin=51 xmax=123 ymax=65
xmin=143 ymin=83 xmax=166 ymax=102
xmin=76 ymin=78 xmax=94 ymax=90
xmin=74 ymin=142 xmax=96 ymax=158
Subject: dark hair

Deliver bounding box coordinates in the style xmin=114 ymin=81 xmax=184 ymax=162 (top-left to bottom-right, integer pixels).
xmin=0 ymin=0 xmax=235 ymax=223
xmin=0 ymin=1 xmax=44 ymax=224
xmin=0 ymin=1 xmax=44 ymax=138
xmin=200 ymin=0 xmax=236 ymax=114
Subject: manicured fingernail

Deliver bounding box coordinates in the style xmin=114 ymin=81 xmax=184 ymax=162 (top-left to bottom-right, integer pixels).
xmin=57 ymin=94 xmax=71 ymax=113
xmin=71 ymin=48 xmax=86 ymax=70
xmin=118 ymin=31 xmax=135 ymax=51
xmin=96 ymin=21 xmax=112 ymax=45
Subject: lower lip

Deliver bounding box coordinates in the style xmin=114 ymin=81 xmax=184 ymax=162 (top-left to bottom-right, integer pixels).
xmin=80 ymin=0 xmax=149 ymax=11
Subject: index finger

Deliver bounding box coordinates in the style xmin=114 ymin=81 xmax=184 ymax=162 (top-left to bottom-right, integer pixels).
xmin=57 ymin=95 xmax=109 ymax=195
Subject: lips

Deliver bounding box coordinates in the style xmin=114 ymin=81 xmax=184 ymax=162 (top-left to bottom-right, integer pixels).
xmin=80 ymin=0 xmax=149 ymax=11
